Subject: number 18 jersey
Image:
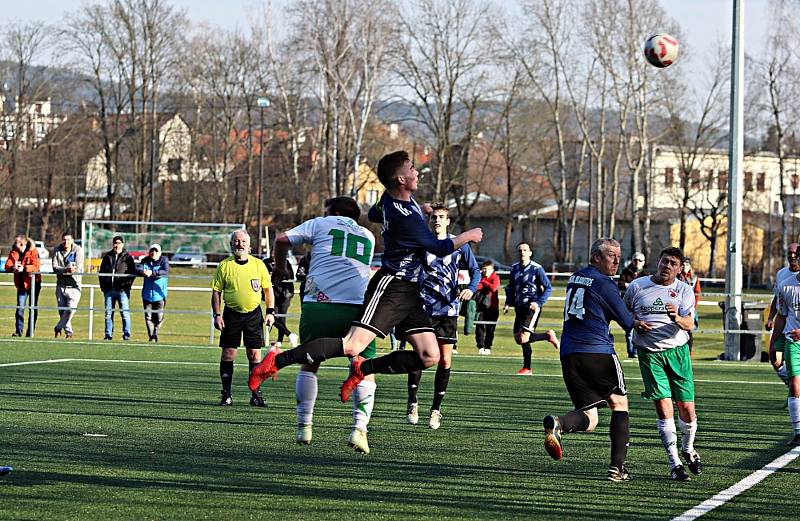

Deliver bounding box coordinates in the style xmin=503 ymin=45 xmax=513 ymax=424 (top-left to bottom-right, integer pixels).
xmin=285 ymin=216 xmax=375 ymax=305
xmin=561 ymin=264 xmax=635 ymax=355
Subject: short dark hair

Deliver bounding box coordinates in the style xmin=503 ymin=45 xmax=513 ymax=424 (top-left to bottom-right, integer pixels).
xmin=325 ymin=196 xmax=361 ymax=221
xmin=659 ymin=246 xmax=684 ymax=263
xmin=517 ymin=242 xmax=531 ymax=249
xmin=430 ymin=203 xmax=448 ymax=214
xmin=377 ymin=150 xmax=410 ymax=188
xmin=62 ymin=232 xmax=73 ymax=239
xmin=481 ymin=260 xmax=494 ymax=268
xmin=112 ymin=235 xmax=124 ymax=244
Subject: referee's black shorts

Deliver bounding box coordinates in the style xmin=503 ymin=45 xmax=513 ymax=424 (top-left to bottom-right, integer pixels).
xmin=561 ymin=352 xmax=627 ymax=411
xmin=353 ymin=269 xmax=434 ymax=339
xmin=219 ymin=306 xmax=265 ymax=349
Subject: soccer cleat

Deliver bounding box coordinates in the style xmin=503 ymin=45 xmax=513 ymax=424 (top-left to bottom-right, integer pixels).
xmin=787 ymin=434 xmax=800 ymax=447
xmin=681 ymin=450 xmax=703 ymax=475
xmin=288 ymin=333 xmax=299 ymax=347
xmin=296 ymin=424 xmax=312 ymax=445
xmin=429 ymin=409 xmax=442 ymax=430
xmin=406 ymin=402 xmax=419 ymax=425
xmin=340 ymin=356 xmax=366 ymax=402
xmin=606 ymin=465 xmax=631 ymax=482
xmin=219 ymin=391 xmax=232 ymax=406
xmin=517 ymin=368 xmax=533 ymax=375
xmin=670 ymin=464 xmax=691 ymax=481
xmin=543 ymin=415 xmax=563 ymax=460
xmin=0 ymin=466 xmax=12 ymax=476
xmin=249 ymin=391 xmax=266 ymax=408
xmin=348 ymin=428 xmax=370 ymax=454
xmin=247 ymin=345 xmax=283 ymax=392
xmin=546 ymin=329 xmax=560 ymax=350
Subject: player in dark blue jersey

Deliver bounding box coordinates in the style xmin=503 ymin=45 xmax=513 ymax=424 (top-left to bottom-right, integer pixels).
xmin=249 ymin=151 xmax=483 ymax=418
xmin=504 ymin=242 xmax=559 ymax=374
xmin=542 ymin=238 xmax=646 ymax=482
xmin=405 ymin=204 xmax=480 ymax=429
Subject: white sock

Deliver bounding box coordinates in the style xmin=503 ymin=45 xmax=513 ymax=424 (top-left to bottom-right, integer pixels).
xmin=295 ymin=370 xmax=317 ymax=426
xmin=352 ymin=379 xmax=377 ymax=432
xmin=677 ymin=417 xmax=698 ymax=453
xmin=657 ymin=418 xmax=681 ymax=468
xmin=789 ymin=397 xmax=800 ymax=435
xmin=777 ymin=364 xmax=790 ymax=386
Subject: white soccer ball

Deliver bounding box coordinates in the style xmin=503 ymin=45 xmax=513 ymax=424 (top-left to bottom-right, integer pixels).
xmin=644 ymin=34 xmax=679 ymax=68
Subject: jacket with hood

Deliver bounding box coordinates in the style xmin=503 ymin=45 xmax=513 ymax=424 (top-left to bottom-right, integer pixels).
xmin=4 ymin=238 xmax=42 ymax=291
xmin=137 ymin=255 xmax=169 ymax=302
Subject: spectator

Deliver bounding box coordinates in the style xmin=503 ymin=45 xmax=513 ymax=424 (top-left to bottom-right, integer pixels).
xmin=53 ymin=233 xmax=83 ymax=338
xmin=475 ymin=260 xmax=500 ymax=355
xmin=263 ymin=255 xmax=298 ymax=347
xmin=138 ymin=243 xmax=169 ymax=342
xmin=677 ymin=257 xmax=701 ymax=351
xmin=617 ymin=251 xmax=647 ymax=358
xmin=4 ymin=235 xmax=42 ymax=337
xmin=99 ymin=235 xmax=136 ymax=341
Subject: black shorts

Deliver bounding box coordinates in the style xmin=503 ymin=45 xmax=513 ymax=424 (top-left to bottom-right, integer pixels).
xmin=353 ymin=270 xmax=434 ymax=339
xmin=560 ymin=352 xmax=627 ymax=411
xmin=513 ymin=306 xmax=541 ymax=334
xmin=429 ymin=315 xmax=458 ymax=344
xmin=219 ymin=307 xmax=265 ymax=349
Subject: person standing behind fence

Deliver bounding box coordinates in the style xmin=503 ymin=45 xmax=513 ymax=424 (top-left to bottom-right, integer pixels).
xmin=99 ymin=235 xmax=136 ymax=341
xmin=677 ymin=257 xmax=701 ymax=352
xmin=138 ymin=244 xmax=169 ymax=342
xmin=618 ymin=252 xmax=647 ymax=358
xmin=53 ymin=233 xmax=83 ymax=339
xmin=475 ymin=260 xmax=500 ymax=355
xmin=4 ymin=235 xmax=42 ymax=337
xmin=263 ymin=255 xmax=298 ymax=348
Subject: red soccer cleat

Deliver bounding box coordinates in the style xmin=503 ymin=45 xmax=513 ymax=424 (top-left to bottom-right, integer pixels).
xmin=248 ymin=345 xmax=283 ymax=392
xmin=516 ymin=368 xmax=533 ymax=375
xmin=340 ymin=355 xmax=366 ymax=402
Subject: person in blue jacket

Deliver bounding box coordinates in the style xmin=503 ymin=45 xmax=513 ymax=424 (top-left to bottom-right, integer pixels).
xmin=504 ymin=242 xmax=559 ymax=374
xmin=138 ymin=243 xmax=169 ymax=342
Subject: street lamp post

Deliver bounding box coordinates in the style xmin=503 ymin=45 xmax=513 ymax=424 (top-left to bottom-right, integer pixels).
xmin=257 ymin=96 xmax=270 ymax=255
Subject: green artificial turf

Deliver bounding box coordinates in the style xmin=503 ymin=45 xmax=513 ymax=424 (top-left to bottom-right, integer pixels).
xmin=1 ymin=340 xmax=798 ymax=520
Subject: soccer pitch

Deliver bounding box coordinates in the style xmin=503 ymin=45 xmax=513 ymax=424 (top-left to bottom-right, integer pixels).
xmin=1 ymin=337 xmax=798 ymax=520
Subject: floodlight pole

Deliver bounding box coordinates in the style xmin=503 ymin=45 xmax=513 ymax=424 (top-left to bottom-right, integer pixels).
xmin=724 ymin=0 xmax=744 ymax=361
xmin=257 ymin=97 xmax=270 ymax=255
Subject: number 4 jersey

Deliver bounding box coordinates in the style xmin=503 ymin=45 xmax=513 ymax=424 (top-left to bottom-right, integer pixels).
xmin=285 ymin=216 xmax=375 ymax=305
xmin=561 ymin=264 xmax=634 ymax=355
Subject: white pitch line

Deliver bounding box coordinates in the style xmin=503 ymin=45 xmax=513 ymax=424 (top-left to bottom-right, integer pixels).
xmin=0 ymin=358 xmax=74 ymax=367
xmin=672 ymin=446 xmax=800 ymax=521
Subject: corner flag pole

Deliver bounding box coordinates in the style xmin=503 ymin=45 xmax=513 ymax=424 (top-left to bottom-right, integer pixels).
xmin=724 ymin=0 xmax=744 ymax=361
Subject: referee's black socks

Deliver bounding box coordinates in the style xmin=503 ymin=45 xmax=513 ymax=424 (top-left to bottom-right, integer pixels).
xmin=610 ymin=411 xmax=630 ymax=470
xmin=362 ymin=351 xmax=426 ymax=375
xmin=275 ymin=337 xmax=345 ymax=369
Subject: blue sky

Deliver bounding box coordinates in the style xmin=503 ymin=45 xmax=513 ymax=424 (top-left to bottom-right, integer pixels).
xmin=2 ymin=0 xmax=768 ymax=74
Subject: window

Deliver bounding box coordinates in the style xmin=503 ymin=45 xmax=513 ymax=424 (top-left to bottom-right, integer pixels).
xmin=756 ymin=172 xmax=766 ymax=192
xmin=691 ymin=169 xmax=701 ymax=188
xmin=792 ymin=174 xmax=799 ymax=190
xmin=167 ymin=158 xmax=182 ymax=178
xmin=718 ymin=170 xmax=728 ymax=191
xmin=744 ymin=171 xmax=753 ymax=191
xmin=664 ymin=168 xmax=674 ymax=188
xmin=367 ymin=189 xmax=379 ymax=205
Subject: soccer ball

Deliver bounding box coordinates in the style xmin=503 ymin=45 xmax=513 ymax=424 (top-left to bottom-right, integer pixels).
xmin=644 ymin=34 xmax=679 ymax=68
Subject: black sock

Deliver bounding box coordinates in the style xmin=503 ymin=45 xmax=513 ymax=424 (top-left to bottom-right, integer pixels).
xmin=361 ymin=351 xmax=426 ymax=375
xmin=408 ymin=370 xmax=422 ymax=404
xmin=220 ymin=360 xmax=234 ymax=393
xmin=560 ymin=410 xmax=590 ymax=433
xmin=275 ymin=337 xmax=344 ymax=369
xmin=522 ymin=343 xmax=532 ymax=369
xmin=431 ymin=366 xmax=451 ymax=411
xmin=610 ymin=411 xmax=630 ymax=469
xmin=530 ymin=332 xmax=549 ymax=342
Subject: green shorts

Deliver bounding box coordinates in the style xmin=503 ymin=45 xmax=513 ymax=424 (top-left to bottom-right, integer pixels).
xmin=637 ymin=343 xmax=695 ymax=402
xmin=785 ymin=340 xmax=800 ymax=378
xmin=774 ymin=334 xmax=786 ymax=354
xmin=299 ymin=301 xmax=377 ymax=359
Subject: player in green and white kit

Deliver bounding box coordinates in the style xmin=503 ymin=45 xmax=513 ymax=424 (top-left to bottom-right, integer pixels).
xmin=271 ymin=197 xmax=378 ymax=453
xmin=767 ymin=243 xmax=800 ymax=389
xmin=771 ymin=268 xmax=800 ymax=447
xmin=624 ymin=247 xmax=703 ymax=481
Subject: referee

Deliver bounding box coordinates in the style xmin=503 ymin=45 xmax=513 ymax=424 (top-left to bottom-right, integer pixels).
xmin=212 ymin=230 xmax=275 ymax=407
